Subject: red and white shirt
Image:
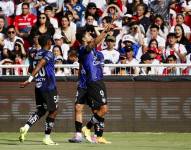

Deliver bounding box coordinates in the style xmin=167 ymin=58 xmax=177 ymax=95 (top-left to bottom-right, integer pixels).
xmin=14 ymin=13 xmax=37 ymax=32
xmin=163 ymin=43 xmax=187 ymax=63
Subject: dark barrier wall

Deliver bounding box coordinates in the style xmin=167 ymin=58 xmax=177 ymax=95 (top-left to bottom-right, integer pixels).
xmin=0 ymin=76 xmax=191 ymax=132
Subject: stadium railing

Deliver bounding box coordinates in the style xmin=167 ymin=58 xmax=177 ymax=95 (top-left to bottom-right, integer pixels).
xmin=0 ymin=64 xmax=191 ymax=76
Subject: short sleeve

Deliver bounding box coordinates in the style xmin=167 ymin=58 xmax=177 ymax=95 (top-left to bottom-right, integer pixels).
xmin=44 ymin=51 xmax=54 ymax=62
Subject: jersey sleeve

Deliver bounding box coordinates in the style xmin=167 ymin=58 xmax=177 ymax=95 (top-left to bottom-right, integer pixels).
xmin=44 ymin=51 xmax=54 ymax=63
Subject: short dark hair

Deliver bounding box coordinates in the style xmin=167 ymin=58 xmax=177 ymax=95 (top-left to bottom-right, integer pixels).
xmin=150 ymin=24 xmax=159 ymax=31
xmin=102 ymin=16 xmax=113 ymax=24
xmin=22 ymin=2 xmax=29 ymax=8
xmin=38 ymin=34 xmax=52 ymax=47
xmin=167 ymin=54 xmax=177 ymax=61
xmin=7 ymin=25 xmax=15 ymax=31
xmin=45 ymin=5 xmax=53 ymax=11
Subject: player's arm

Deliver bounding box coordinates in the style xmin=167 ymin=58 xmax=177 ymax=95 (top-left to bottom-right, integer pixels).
xmin=87 ymin=24 xmax=115 ymax=51
xmin=20 ymin=58 xmax=46 ymax=88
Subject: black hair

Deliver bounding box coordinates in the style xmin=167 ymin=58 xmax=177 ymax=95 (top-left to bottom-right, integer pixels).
xmin=167 ymin=54 xmax=177 ymax=61
xmin=45 ymin=5 xmax=53 ymax=11
xmin=154 ymin=14 xmax=166 ymax=32
xmin=148 ymin=39 xmax=159 ymax=48
xmin=150 ymin=24 xmax=159 ymax=31
xmin=38 ymin=34 xmax=52 ymax=47
xmin=102 ymin=16 xmax=113 ymax=23
xmin=7 ymin=25 xmax=15 ymax=31
xmin=22 ymin=2 xmax=29 ymax=8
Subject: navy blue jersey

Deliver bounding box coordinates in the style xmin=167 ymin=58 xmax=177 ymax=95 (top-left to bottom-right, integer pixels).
xmin=32 ymin=49 xmax=56 ymax=91
xmin=78 ymin=46 xmax=104 ymax=85
xmin=78 ymin=64 xmax=87 ymax=89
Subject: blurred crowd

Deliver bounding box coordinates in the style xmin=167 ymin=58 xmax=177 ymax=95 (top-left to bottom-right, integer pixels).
xmin=0 ymin=0 xmax=191 ymax=76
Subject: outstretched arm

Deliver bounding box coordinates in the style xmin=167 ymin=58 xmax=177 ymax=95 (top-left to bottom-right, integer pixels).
xmin=88 ymin=24 xmax=115 ymax=50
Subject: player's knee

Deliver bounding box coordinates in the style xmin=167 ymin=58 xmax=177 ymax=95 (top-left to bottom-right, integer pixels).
xmin=48 ymin=109 xmax=58 ymax=118
xmin=100 ymin=104 xmax=108 ymax=114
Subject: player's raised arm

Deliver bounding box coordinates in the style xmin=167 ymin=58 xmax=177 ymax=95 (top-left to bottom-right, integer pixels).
xmin=87 ymin=24 xmax=115 ymax=50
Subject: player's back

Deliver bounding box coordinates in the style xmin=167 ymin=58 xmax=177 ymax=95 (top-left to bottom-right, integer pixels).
xmin=33 ymin=48 xmax=56 ymax=91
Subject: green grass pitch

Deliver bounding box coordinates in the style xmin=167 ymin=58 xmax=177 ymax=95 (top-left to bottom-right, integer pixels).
xmin=0 ymin=132 xmax=191 ymax=150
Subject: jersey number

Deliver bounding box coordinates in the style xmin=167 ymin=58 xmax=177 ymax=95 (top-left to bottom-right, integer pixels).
xmin=33 ymin=61 xmax=46 ymax=77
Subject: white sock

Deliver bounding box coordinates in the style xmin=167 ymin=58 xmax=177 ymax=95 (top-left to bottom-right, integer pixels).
xmin=24 ymin=124 xmax=30 ymax=131
xmin=45 ymin=134 xmax=50 ymax=139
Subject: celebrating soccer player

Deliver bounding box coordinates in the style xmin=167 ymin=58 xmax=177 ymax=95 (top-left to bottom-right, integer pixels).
xmin=19 ymin=35 xmax=59 ymax=145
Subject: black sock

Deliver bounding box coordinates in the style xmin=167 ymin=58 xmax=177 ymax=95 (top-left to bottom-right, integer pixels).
xmin=45 ymin=117 xmax=55 ymax=135
xmin=26 ymin=112 xmax=40 ymax=127
xmin=75 ymin=121 xmax=82 ymax=132
xmin=94 ymin=119 xmax=104 ymax=137
xmin=87 ymin=113 xmax=104 ymax=129
xmin=91 ymin=114 xmax=104 ymax=137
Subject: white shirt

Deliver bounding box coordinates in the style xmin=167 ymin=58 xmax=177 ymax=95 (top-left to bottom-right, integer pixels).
xmin=144 ymin=35 xmax=166 ymax=48
xmin=101 ymin=49 xmax=120 ymax=64
xmin=170 ymin=23 xmax=191 ymax=34
xmin=3 ymin=36 xmax=24 ymax=51
xmin=163 ymin=43 xmax=187 ymax=63
xmin=0 ymin=0 xmax=14 ymax=17
xmin=50 ymin=17 xmax=58 ymax=29
xmin=61 ymin=43 xmax=70 ymax=61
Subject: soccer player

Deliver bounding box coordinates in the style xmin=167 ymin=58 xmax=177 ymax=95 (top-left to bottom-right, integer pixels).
xmin=19 ymin=35 xmax=59 ymax=145
xmin=69 ymin=24 xmax=113 ymax=144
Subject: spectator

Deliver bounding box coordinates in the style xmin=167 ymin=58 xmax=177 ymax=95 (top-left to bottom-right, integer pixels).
xmin=81 ymin=2 xmax=102 ymax=26
xmin=126 ymin=0 xmax=147 ymax=15
xmin=52 ymin=45 xmax=64 ymax=60
xmin=147 ymin=15 xmax=169 ymax=39
xmin=170 ymin=13 xmax=191 ymax=39
xmin=2 ymin=25 xmax=24 ymax=59
xmin=162 ymin=54 xmax=181 ymax=75
xmin=10 ymin=39 xmax=27 ymax=76
xmin=14 ymin=2 xmax=37 ymax=50
xmin=102 ymin=4 xmax=123 ymax=28
xmin=34 ymin=0 xmax=49 ymax=15
xmin=54 ymin=55 xmax=65 ymax=76
xmin=67 ymin=49 xmax=79 ymax=75
xmin=134 ymin=3 xmax=151 ymax=32
xmin=163 ymin=33 xmax=187 ymax=63
xmin=0 ymin=16 xmax=7 ymax=36
xmin=63 ymin=0 xmax=85 ymax=25
xmin=53 ymin=33 xmax=70 ymax=61
xmin=174 ymin=24 xmax=191 ymax=54
xmin=148 ymin=39 xmax=162 ymax=62
xmin=101 ymin=35 xmax=120 ymax=64
xmin=0 ymin=0 xmax=15 ymax=25
xmin=30 ymin=13 xmax=55 ymax=39
xmin=56 ymin=15 xmax=76 ymax=47
xmin=82 ymin=0 xmax=107 ymax=11
xmin=10 ymin=39 xmax=26 ymax=61
xmin=44 ymin=5 xmax=58 ymax=29
xmin=143 ymin=24 xmax=165 ymax=53
xmin=121 ymin=34 xmax=142 ymax=61
xmin=118 ymin=46 xmax=139 ymax=75
xmin=64 ymin=11 xmax=77 ymax=33
xmin=138 ymin=52 xmax=155 ymax=75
